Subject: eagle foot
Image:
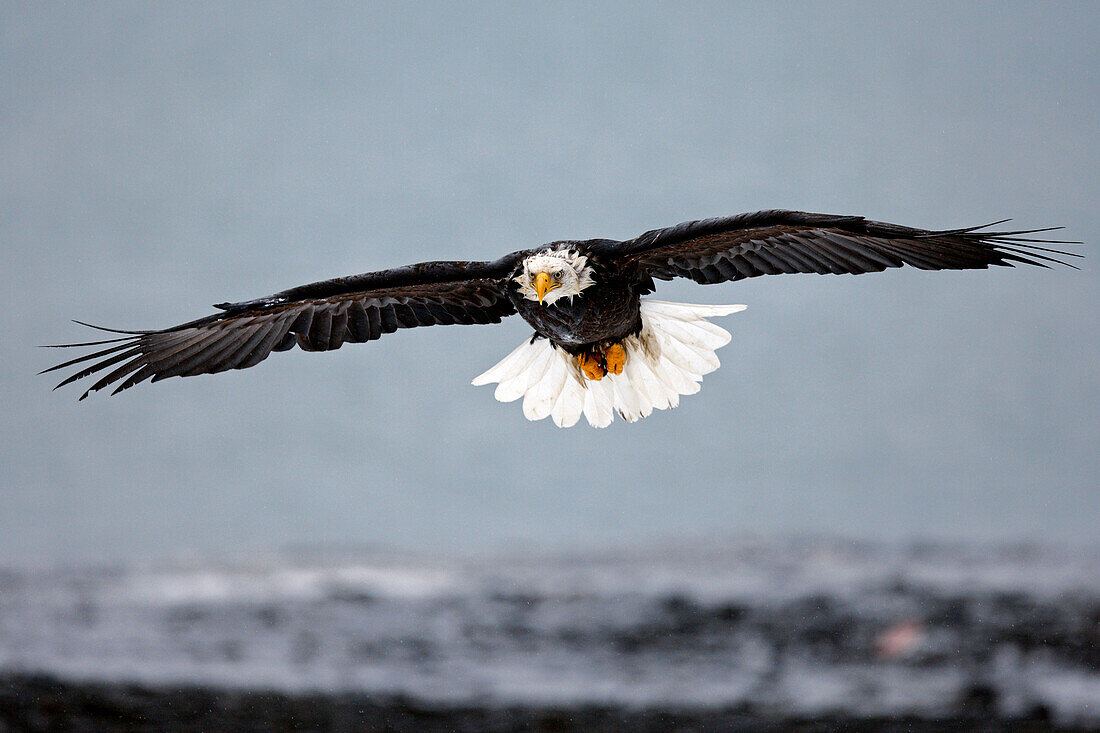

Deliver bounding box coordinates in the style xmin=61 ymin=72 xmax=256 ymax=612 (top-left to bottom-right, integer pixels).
xmin=576 ymin=352 xmax=606 ymax=381
xmin=604 ymin=343 xmax=626 ymax=375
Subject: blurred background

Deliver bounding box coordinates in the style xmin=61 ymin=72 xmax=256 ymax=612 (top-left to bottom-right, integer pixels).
xmin=2 ymin=1 xmax=1097 ymax=728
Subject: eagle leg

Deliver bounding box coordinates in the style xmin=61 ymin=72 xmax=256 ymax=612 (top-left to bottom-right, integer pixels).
xmin=576 ymin=351 xmax=606 ymax=381
xmin=604 ymin=343 xmax=626 ymax=375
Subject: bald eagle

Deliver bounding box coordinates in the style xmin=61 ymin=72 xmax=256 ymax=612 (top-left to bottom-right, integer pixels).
xmin=44 ymin=210 xmax=1076 ymax=427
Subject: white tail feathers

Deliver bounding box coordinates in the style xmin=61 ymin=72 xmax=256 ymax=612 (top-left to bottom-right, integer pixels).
xmin=471 ymin=300 xmax=746 ymax=427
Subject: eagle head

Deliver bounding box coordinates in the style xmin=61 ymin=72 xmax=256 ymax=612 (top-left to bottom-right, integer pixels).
xmin=515 ymin=248 xmax=596 ymax=306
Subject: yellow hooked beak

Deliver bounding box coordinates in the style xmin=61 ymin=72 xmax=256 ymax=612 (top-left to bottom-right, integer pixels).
xmin=535 ymin=272 xmax=558 ymax=304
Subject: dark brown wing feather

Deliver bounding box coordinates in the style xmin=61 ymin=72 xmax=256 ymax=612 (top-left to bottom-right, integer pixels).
xmin=594 ymin=210 xmax=1080 ymax=284
xmin=43 ymin=257 xmax=522 ymax=400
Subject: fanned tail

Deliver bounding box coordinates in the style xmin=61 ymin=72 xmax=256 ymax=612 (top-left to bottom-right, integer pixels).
xmin=471 ymin=299 xmax=746 ymax=427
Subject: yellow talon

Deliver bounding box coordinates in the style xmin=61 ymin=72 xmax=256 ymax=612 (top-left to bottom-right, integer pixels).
xmin=604 ymin=343 xmax=626 ymax=375
xmin=576 ymin=352 xmax=606 ymax=381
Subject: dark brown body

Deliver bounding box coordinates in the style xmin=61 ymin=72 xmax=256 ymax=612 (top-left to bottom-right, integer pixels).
xmin=507 ymin=259 xmax=645 ymax=353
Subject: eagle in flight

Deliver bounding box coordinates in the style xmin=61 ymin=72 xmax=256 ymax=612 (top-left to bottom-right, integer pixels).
xmin=44 ymin=210 xmax=1076 ymax=427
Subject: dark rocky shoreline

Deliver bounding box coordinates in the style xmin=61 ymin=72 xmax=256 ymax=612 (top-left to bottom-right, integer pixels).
xmin=0 ymin=673 xmax=1086 ymax=732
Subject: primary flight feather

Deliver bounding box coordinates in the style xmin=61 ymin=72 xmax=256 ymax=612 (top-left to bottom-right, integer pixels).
xmin=43 ymin=210 xmax=1077 ymax=427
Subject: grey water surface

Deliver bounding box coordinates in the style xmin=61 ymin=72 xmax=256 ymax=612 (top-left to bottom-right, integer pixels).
xmin=1 ymin=2 xmax=1097 ymax=569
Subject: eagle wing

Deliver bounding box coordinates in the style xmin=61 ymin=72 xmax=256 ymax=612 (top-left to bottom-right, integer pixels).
xmin=594 ymin=210 xmax=1078 ymax=284
xmin=44 ymin=256 xmax=523 ymax=399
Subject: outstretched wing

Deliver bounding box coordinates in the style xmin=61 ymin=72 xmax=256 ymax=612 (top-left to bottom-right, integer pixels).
xmin=594 ymin=210 xmax=1079 ymax=284
xmin=44 ymin=256 xmax=523 ymax=400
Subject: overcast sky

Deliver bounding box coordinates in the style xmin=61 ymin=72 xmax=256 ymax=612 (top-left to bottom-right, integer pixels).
xmin=2 ymin=2 xmax=1097 ymax=566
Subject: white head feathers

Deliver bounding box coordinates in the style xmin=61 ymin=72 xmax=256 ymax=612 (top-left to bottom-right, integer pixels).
xmin=515 ymin=249 xmax=596 ymax=306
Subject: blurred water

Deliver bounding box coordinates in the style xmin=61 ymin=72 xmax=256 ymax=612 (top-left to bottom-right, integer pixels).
xmin=2 ymin=537 xmax=1098 ymax=724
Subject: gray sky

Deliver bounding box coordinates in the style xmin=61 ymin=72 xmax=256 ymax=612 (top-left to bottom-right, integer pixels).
xmin=2 ymin=2 xmax=1097 ymax=566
